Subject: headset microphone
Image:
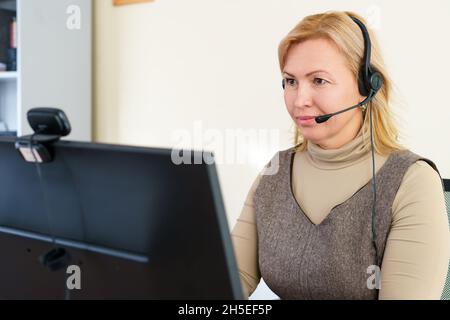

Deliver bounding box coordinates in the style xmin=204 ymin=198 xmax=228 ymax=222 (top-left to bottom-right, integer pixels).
xmin=314 ymin=90 xmax=375 ymax=124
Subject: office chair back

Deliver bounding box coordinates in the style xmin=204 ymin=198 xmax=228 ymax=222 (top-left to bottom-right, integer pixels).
xmin=442 ymin=179 xmax=450 ymax=300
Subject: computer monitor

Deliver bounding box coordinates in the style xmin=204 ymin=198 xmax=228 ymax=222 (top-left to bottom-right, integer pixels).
xmin=0 ymin=137 xmax=243 ymax=299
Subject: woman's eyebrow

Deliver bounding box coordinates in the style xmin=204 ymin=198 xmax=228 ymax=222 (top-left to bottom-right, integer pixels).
xmin=282 ymin=70 xmax=331 ymax=77
xmin=282 ymin=71 xmax=296 ymax=78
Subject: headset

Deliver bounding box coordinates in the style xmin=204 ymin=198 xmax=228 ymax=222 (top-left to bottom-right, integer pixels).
xmin=283 ymin=15 xmax=383 ymax=267
xmin=352 ymin=16 xmax=383 ymax=268
xmin=352 ymin=16 xmax=383 ymax=97
xmin=352 ymin=15 xmax=383 ymax=267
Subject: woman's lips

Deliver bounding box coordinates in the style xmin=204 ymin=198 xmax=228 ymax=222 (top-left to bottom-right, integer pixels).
xmin=296 ymin=116 xmax=317 ymax=126
xmin=299 ymin=116 xmax=316 ymax=120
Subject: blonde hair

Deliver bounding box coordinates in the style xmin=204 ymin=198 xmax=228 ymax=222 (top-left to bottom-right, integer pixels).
xmin=278 ymin=11 xmax=404 ymax=155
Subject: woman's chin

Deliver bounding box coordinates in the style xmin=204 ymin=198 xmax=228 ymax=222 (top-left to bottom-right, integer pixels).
xmin=299 ymin=129 xmax=326 ymax=145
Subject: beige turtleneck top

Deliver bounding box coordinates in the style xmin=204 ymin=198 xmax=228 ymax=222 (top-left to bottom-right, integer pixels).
xmin=231 ymin=129 xmax=450 ymax=299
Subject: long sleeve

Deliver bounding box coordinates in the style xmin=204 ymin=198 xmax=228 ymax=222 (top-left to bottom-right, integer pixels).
xmin=231 ymin=174 xmax=262 ymax=299
xmin=379 ymin=160 xmax=450 ymax=299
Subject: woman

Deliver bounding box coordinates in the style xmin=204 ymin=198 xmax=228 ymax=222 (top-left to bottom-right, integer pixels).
xmin=231 ymin=11 xmax=450 ymax=300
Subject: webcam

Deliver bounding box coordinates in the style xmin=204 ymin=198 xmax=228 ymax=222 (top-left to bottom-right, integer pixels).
xmin=15 ymin=108 xmax=72 ymax=163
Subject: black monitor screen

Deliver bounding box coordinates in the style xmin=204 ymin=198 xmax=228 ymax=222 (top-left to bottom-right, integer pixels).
xmin=0 ymin=137 xmax=243 ymax=300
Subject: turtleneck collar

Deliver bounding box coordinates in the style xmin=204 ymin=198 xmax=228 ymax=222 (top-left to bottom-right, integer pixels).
xmin=306 ymin=127 xmax=372 ymax=170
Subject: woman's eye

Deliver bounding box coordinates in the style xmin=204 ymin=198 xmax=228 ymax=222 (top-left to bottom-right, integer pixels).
xmin=285 ymin=78 xmax=297 ymax=87
xmin=313 ymin=78 xmax=328 ymax=86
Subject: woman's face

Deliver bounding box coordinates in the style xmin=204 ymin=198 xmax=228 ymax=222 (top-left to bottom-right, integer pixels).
xmin=283 ymin=37 xmax=365 ymax=149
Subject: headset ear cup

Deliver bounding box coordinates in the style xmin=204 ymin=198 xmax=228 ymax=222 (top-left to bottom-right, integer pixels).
xmin=369 ymin=72 xmax=383 ymax=92
xmin=358 ymin=68 xmax=370 ymax=97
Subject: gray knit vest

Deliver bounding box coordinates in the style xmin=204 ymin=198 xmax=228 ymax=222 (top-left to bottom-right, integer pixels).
xmin=254 ymin=148 xmax=441 ymax=300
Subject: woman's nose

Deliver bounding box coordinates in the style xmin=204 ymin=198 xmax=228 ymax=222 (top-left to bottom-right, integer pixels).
xmin=293 ymin=84 xmax=313 ymax=109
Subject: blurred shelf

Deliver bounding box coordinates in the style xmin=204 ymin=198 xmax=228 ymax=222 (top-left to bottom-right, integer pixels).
xmin=0 ymin=131 xmax=17 ymax=136
xmin=0 ymin=71 xmax=17 ymax=80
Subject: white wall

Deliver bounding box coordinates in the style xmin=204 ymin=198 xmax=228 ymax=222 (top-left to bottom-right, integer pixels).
xmin=94 ymin=0 xmax=450 ymax=299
